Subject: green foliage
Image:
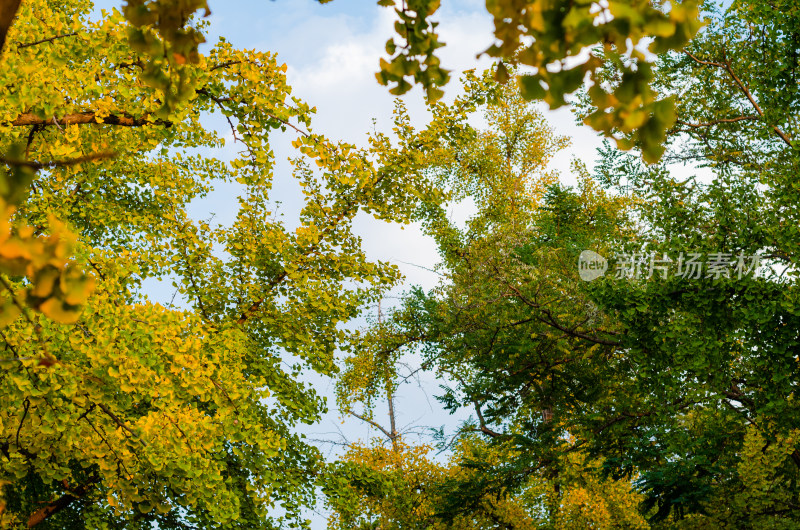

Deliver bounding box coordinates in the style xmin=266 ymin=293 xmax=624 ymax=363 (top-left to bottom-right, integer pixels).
xmin=335 ymin=0 xmax=800 ymax=518
xmin=332 ymin=71 xmax=646 ymax=527
xmin=578 ymin=1 xmax=800 ymax=524
xmin=122 ymin=0 xmax=209 ymax=115
xmin=0 ymin=143 xmax=94 ymax=327
xmin=1 ymin=0 xmax=797 ymax=527
xmin=373 ymin=0 xmax=450 ymax=102
xmin=0 ymin=1 xmax=427 ymax=527
xmin=485 ymin=0 xmax=704 ymax=162
xmin=370 ymin=0 xmax=705 ymax=160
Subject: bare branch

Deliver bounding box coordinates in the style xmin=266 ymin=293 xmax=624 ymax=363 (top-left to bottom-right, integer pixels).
xmin=346 ymin=409 xmax=396 ymax=441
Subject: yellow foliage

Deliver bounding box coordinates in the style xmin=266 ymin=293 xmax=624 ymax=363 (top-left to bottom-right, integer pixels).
xmin=0 ymin=199 xmax=94 ymax=326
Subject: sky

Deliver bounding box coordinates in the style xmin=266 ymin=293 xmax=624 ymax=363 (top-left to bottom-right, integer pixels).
xmin=93 ymin=0 xmax=606 ymax=525
xmin=188 ymin=0 xmax=605 ymax=297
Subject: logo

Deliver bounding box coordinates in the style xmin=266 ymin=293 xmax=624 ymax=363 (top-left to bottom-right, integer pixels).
xmin=578 ymin=250 xmax=607 ymax=282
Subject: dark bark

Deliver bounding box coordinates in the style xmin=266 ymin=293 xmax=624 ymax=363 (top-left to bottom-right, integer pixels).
xmin=0 ymin=0 xmax=22 ymax=54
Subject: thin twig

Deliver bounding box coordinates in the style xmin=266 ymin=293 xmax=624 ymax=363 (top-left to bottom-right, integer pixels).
xmin=96 ymin=403 xmax=147 ymax=447
xmin=265 ymin=112 xmax=309 ymax=137
xmin=346 ymin=409 xmax=395 ymax=441
xmin=209 ymin=60 xmax=242 ymax=71
xmin=15 ymin=398 xmax=29 ymax=449
xmin=682 ymin=49 xmax=793 ymax=147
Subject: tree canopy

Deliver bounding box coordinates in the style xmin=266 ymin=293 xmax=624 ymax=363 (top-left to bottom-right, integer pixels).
xmin=330 ymin=0 xmax=800 ymax=528
xmin=0 ymin=1 xmax=433 ymax=527
xmin=0 ymin=0 xmax=799 ymax=528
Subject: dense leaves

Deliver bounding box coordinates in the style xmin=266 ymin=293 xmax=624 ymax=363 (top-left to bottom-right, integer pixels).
xmin=335 ymin=0 xmax=800 ymax=521
xmin=0 ymin=1 xmax=428 ymax=527
xmin=0 ymin=0 xmax=797 ymax=527
xmin=331 ymin=71 xmax=647 ymax=528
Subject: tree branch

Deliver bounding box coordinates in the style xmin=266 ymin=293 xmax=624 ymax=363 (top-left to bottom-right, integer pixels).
xmin=472 ymin=400 xmax=501 ymax=438
xmin=17 ymin=32 xmax=77 ymax=49
xmin=682 ymin=49 xmax=724 ymax=68
xmin=721 ymin=59 xmax=793 ymax=147
xmin=346 ymin=409 xmax=396 ymax=441
xmin=209 ymin=60 xmax=242 ymax=71
xmin=9 ymin=111 xmax=170 ymax=128
xmin=27 ymin=477 xmax=97 ymax=527
xmin=682 ymin=49 xmax=793 ymax=147
xmin=505 ymin=282 xmax=621 ymax=346
xmin=96 ymin=403 xmax=147 ymax=447
xmin=15 ymin=397 xmax=28 ymax=449
xmin=235 ymin=271 xmax=287 ymax=326
xmin=0 ymin=0 xmax=22 ymax=54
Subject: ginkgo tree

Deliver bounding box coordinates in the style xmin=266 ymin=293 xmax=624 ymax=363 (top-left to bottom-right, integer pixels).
xmin=0 ymin=1 xmax=436 ymax=528
xmin=0 ymin=0 xmax=789 ymax=527
xmin=328 ymin=69 xmax=647 ymax=529
xmin=0 ymin=0 xmax=711 ymax=324
xmin=337 ymin=0 xmax=800 ymax=525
